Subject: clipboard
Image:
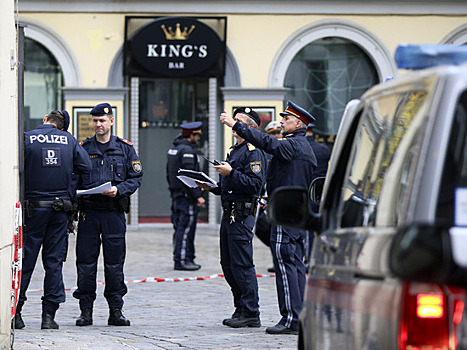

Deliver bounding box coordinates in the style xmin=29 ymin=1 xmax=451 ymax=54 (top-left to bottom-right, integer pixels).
xmin=177 ymin=169 xmax=218 ymax=188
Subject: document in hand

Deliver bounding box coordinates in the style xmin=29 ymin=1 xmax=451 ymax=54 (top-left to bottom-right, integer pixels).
xmin=177 ymin=169 xmax=218 ymax=188
xmin=76 ymin=181 xmax=112 ymax=195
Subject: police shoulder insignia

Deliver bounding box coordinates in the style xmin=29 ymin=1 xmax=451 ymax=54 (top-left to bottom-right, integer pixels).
xmin=132 ymin=160 xmax=142 ymax=173
xmin=118 ymin=137 xmax=133 ymax=146
xmin=250 ymin=161 xmax=261 ymax=174
xmin=247 ymin=143 xmax=256 ymax=151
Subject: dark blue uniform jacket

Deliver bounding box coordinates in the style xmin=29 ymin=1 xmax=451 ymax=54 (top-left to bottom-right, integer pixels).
xmin=306 ymin=136 xmax=331 ymax=179
xmin=166 ymin=137 xmax=202 ymax=200
xmin=232 ymin=123 xmax=316 ymax=194
xmin=25 ymin=124 xmax=91 ymax=199
xmin=79 ymin=135 xmax=143 ymax=200
xmin=211 ymin=141 xmax=267 ymax=204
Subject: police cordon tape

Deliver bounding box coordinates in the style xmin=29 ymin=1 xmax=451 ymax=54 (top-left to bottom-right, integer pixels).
xmin=28 ymin=273 xmax=276 ymax=292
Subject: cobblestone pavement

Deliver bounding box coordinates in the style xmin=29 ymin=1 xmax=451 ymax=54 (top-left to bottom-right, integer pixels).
xmin=13 ymin=224 xmax=298 ymax=350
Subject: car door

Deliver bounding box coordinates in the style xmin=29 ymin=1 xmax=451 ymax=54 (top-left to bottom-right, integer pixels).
xmin=307 ymin=79 xmax=436 ymax=349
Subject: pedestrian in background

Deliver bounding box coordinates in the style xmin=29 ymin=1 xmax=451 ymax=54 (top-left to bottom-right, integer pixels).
xmin=166 ymin=122 xmax=205 ymax=271
xmin=220 ymin=100 xmax=317 ymax=335
xmin=199 ymin=107 xmax=267 ymax=328
xmin=73 ymin=102 xmax=143 ymax=327
xmin=16 ymin=110 xmax=91 ymax=330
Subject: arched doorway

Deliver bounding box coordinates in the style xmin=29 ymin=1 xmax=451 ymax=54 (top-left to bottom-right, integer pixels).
xmin=284 ymin=37 xmax=379 ymax=137
xmin=24 ymin=37 xmax=63 ymax=131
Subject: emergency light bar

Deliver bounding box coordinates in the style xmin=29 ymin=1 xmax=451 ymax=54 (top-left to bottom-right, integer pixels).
xmin=395 ymin=44 xmax=467 ymax=70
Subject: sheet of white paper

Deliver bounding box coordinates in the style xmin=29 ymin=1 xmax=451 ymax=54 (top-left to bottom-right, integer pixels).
xmin=77 ymin=181 xmax=112 ymax=196
xmin=177 ymin=175 xmax=218 ymax=189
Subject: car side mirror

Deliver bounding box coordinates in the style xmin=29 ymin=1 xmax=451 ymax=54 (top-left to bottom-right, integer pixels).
xmin=310 ymin=177 xmax=326 ymax=204
xmin=267 ymin=186 xmax=321 ymax=230
xmin=389 ymin=223 xmax=461 ymax=285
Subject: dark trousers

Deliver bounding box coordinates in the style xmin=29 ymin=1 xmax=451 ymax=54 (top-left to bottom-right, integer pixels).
xmin=270 ymin=225 xmax=306 ymax=330
xmin=18 ymin=208 xmax=68 ymax=314
xmin=220 ymin=213 xmax=259 ymax=317
xmin=171 ymin=194 xmax=199 ymax=264
xmin=73 ymin=209 xmax=127 ymax=310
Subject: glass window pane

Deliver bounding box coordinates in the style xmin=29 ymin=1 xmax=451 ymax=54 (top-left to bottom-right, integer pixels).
xmin=339 ymin=82 xmax=433 ymax=228
xmin=24 ymin=38 xmax=63 ymax=131
xmin=436 ymin=92 xmax=467 ymax=225
xmin=284 ymin=38 xmax=378 ymax=138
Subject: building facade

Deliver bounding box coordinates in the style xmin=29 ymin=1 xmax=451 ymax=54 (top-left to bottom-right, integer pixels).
xmin=17 ymin=0 xmax=467 ymax=226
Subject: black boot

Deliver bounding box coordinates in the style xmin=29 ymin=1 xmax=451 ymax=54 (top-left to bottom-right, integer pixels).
xmin=14 ymin=313 xmax=25 ymax=329
xmin=108 ymin=308 xmax=130 ymax=326
xmin=222 ymin=309 xmax=241 ymax=325
xmin=76 ymin=309 xmax=93 ymax=326
xmin=41 ymin=312 xmax=59 ymax=330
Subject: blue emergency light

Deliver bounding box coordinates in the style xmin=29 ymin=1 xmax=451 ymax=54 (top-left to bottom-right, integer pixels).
xmin=395 ymin=44 xmax=467 ymax=70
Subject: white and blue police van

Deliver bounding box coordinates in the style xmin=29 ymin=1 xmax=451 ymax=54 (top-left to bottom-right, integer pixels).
xmin=269 ymin=44 xmax=467 ymax=350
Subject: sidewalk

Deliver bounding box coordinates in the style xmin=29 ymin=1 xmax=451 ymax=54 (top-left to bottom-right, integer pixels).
xmin=13 ymin=224 xmax=298 ymax=350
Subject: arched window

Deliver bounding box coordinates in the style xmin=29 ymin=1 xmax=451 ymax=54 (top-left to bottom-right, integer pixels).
xmin=24 ymin=38 xmax=63 ymax=131
xmin=284 ymin=37 xmax=378 ymax=135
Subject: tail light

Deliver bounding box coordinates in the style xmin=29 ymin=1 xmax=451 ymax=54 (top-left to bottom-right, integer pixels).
xmin=398 ymin=281 xmax=465 ymax=350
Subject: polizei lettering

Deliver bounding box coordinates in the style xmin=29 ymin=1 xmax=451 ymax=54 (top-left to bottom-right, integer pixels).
xmin=30 ymin=134 xmax=68 ymax=145
xmin=147 ymin=44 xmax=208 ymax=58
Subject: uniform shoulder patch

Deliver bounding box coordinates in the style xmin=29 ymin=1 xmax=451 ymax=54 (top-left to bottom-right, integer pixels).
xmin=247 ymin=143 xmax=256 ymax=151
xmin=80 ymin=138 xmax=91 ymax=146
xmin=250 ymin=161 xmax=262 ymax=174
xmin=132 ymin=160 xmax=142 ymax=173
xmin=118 ymin=137 xmax=133 ymax=146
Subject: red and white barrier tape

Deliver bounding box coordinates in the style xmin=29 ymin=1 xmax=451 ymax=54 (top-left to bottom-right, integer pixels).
xmin=29 ymin=273 xmax=276 ymax=292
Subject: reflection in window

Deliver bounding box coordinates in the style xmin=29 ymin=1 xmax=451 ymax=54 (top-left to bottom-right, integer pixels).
xmin=436 ymin=92 xmax=467 ymax=225
xmin=284 ymin=37 xmax=378 ymax=137
xmin=24 ymin=38 xmax=63 ymax=131
xmin=340 ymin=84 xmax=433 ymax=228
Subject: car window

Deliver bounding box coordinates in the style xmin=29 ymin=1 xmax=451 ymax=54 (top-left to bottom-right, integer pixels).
xmin=338 ymin=81 xmax=434 ymax=228
xmin=436 ymin=91 xmax=467 ymax=225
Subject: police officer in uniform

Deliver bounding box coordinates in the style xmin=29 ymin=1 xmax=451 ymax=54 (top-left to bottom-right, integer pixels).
xmin=166 ymin=122 xmax=205 ymax=271
xmin=304 ymin=123 xmax=331 ymax=265
xmin=16 ymin=110 xmax=91 ymax=330
xmin=199 ymin=107 xmax=266 ymax=328
xmin=306 ymin=123 xmax=330 ymax=180
xmin=73 ymin=103 xmax=143 ymax=327
xmin=220 ymin=101 xmax=317 ymax=335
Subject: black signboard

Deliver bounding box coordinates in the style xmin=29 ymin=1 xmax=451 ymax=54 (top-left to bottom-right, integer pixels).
xmin=125 ymin=16 xmax=226 ymax=78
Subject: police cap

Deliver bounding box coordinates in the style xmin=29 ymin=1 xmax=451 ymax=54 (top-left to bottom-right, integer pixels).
xmin=265 ymin=120 xmax=282 ymax=134
xmin=280 ymin=100 xmax=315 ymax=125
xmin=180 ymin=121 xmax=202 ymax=135
xmin=90 ymin=103 xmax=113 ymax=116
xmin=306 ymin=123 xmax=315 ymax=132
xmin=59 ymin=110 xmax=70 ymax=131
xmin=233 ymin=107 xmax=261 ymax=127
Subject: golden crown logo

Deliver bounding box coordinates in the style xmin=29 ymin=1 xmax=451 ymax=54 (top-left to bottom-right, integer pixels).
xmin=161 ymin=23 xmax=196 ymax=40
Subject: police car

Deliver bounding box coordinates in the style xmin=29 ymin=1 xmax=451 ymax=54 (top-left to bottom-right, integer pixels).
xmin=269 ymin=44 xmax=467 ymax=349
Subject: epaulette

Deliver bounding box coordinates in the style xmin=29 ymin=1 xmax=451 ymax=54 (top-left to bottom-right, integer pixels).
xmin=79 ymin=138 xmax=91 ymax=146
xmin=247 ymin=143 xmax=256 ymax=151
xmin=118 ymin=137 xmax=133 ymax=146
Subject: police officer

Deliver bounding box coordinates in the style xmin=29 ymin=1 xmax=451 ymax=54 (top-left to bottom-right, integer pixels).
xmin=306 ymin=123 xmax=330 ymax=180
xmin=166 ymin=122 xmax=205 ymax=271
xmin=220 ymin=101 xmax=317 ymax=335
xmin=199 ymin=107 xmax=266 ymax=328
xmin=304 ymin=123 xmax=331 ymax=266
xmin=73 ymin=103 xmax=143 ymax=327
xmin=16 ymin=110 xmax=91 ymax=330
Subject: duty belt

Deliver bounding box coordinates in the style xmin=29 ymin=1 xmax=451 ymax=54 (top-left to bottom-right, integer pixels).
xmin=25 ymin=198 xmax=74 ymax=217
xmin=223 ymin=201 xmax=257 ymax=223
